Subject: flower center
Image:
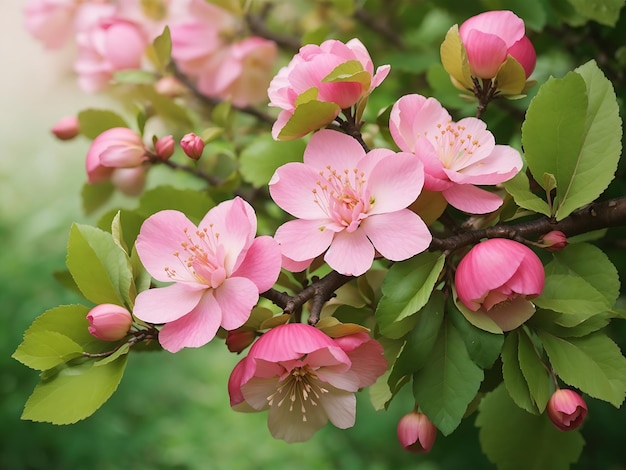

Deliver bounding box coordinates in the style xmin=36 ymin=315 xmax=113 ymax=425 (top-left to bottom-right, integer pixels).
xmin=312 ymin=165 xmax=373 ymax=232
xmin=164 ymin=225 xmax=227 ymax=288
xmin=433 ymin=121 xmax=481 ymax=170
xmin=267 ymin=364 xmax=329 ymax=422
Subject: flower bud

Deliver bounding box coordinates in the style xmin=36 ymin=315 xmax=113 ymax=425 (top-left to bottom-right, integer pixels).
xmin=154 ymin=135 xmax=175 ymax=160
xmin=225 ymin=329 xmax=256 ymax=354
xmin=87 ymin=304 xmax=133 ymax=341
xmin=155 ymin=76 xmax=186 ymax=98
xmin=540 ymin=231 xmax=568 ymax=252
xmin=547 ymin=389 xmax=588 ymax=431
xmin=180 ymin=132 xmax=205 ymax=160
xmin=51 ymin=116 xmax=80 ymax=140
xmin=397 ymin=411 xmax=437 ymax=454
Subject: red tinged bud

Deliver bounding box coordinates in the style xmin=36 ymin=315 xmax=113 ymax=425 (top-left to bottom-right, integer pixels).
xmin=397 ymin=411 xmax=437 ymax=454
xmin=547 ymin=389 xmax=588 ymax=431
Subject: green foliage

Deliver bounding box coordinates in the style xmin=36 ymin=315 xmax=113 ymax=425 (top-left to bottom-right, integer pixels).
xmin=239 ymin=135 xmax=307 ymax=187
xmin=567 ymin=0 xmax=625 ymax=25
xmin=477 ymin=384 xmax=585 ymax=470
xmin=77 ymin=109 xmax=129 ymax=139
xmin=146 ymin=26 xmax=172 ymax=73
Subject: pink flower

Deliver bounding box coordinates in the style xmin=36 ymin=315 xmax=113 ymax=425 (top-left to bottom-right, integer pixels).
xmin=228 ymin=323 xmax=387 ymax=443
xmin=540 ymin=230 xmax=568 ymax=252
xmin=74 ymin=17 xmax=148 ymax=92
xmin=85 ymin=127 xmax=147 ymax=184
xmin=397 ymin=411 xmax=438 ymax=453
xmin=24 ymin=0 xmax=77 ymax=50
xmin=269 ymin=130 xmax=432 ymax=276
xmin=459 ymin=10 xmax=536 ymax=79
xmin=455 ymin=238 xmax=545 ymax=331
xmin=196 ymin=37 xmax=278 ymax=107
xmin=87 ymin=303 xmax=133 ymax=341
xmin=268 ymin=38 xmax=390 ymax=140
xmin=51 ymin=115 xmax=80 ymax=140
xmin=110 ymin=166 xmax=148 ymax=196
xmin=547 ymin=389 xmax=588 ymax=431
xmin=133 ymin=197 xmax=282 ymax=353
xmin=390 ymin=94 xmax=522 ymax=214
xmin=180 ymin=132 xmax=204 ymax=160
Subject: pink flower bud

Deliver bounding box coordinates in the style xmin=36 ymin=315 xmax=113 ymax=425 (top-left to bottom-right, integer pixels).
xmin=51 ymin=116 xmax=80 ymax=140
xmin=547 ymin=389 xmax=588 ymax=431
xmin=225 ymin=329 xmax=256 ymax=354
xmin=180 ymin=133 xmax=205 ymax=160
xmin=540 ymin=231 xmax=568 ymax=252
xmin=85 ymin=127 xmax=147 ymax=184
xmin=87 ymin=304 xmax=133 ymax=341
xmin=154 ymin=135 xmax=175 ymax=160
xmin=397 ymin=411 xmax=437 ymax=454
xmin=110 ymin=166 xmax=148 ymax=196
xmin=455 ymin=239 xmax=545 ymax=331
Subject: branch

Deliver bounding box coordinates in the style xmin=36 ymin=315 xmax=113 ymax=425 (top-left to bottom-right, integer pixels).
xmin=160 ymin=159 xmax=224 ymax=186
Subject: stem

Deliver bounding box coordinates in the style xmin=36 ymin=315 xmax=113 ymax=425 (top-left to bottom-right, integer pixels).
xmin=160 ymin=159 xmax=224 ymax=186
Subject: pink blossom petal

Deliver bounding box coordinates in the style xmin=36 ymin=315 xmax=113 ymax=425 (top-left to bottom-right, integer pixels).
xmin=136 ymin=210 xmax=200 ymax=283
xmin=362 ymin=211 xmax=431 ymax=261
xmin=228 ymin=358 xmax=249 ymax=406
xmin=324 ymin=229 xmax=374 ymax=276
xmin=459 ymin=10 xmax=525 ymax=48
xmin=390 ymin=94 xmax=450 ymax=153
xmin=318 ymin=388 xmax=356 ymax=430
xmin=269 ymin=163 xmax=329 ymax=219
xmin=366 ymin=153 xmax=424 ymax=214
xmin=133 ymin=283 xmax=203 ymax=324
xmin=240 ymin=376 xmax=278 ymax=410
xmin=281 ymin=254 xmax=313 ymax=273
xmin=214 ymin=277 xmax=259 ymax=331
xmin=482 ymin=296 xmax=536 ymax=331
xmin=303 ymin=129 xmax=365 ymax=170
xmin=442 ymin=184 xmax=504 ymax=214
xmin=446 ymin=144 xmax=521 ymax=185
xmin=232 ymin=236 xmax=281 ymax=292
xmin=315 ymin=368 xmax=360 ymax=392
xmin=343 ymin=338 xmax=388 ymax=388
xmin=463 ymin=29 xmax=509 ymax=78
xmin=371 ymin=64 xmax=391 ymax=89
xmin=274 ymin=219 xmax=335 ymax=262
xmin=271 ymin=110 xmax=293 ymax=140
xmin=158 ymin=291 xmax=223 ymax=352
xmin=99 ymin=145 xmax=145 ymax=167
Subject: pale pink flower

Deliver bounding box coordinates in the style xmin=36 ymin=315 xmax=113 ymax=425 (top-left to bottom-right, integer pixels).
xmin=133 ymin=197 xmax=282 ymax=353
xmin=547 ymin=389 xmax=588 ymax=431
xmin=24 ymin=0 xmax=78 ymax=49
xmin=74 ymin=17 xmax=149 ymax=92
xmin=459 ymin=10 xmax=536 ymax=79
xmin=85 ymin=127 xmax=147 ymax=184
xmin=196 ymin=37 xmax=278 ymax=107
xmin=268 ymin=38 xmax=390 ymax=140
xmin=390 ymin=94 xmax=522 ymax=214
xmin=397 ymin=411 xmax=438 ymax=453
xmin=228 ymin=323 xmax=387 ymax=443
xmin=269 ymin=130 xmax=431 ymax=276
xmin=87 ymin=303 xmax=133 ymax=341
xmin=51 ymin=115 xmax=80 ymax=140
xmin=455 ymin=238 xmax=545 ymax=331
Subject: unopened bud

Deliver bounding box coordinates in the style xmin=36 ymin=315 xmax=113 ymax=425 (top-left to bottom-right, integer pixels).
xmin=87 ymin=304 xmax=133 ymax=341
xmin=154 ymin=134 xmax=175 ymax=160
xmin=226 ymin=329 xmax=256 ymax=354
xmin=540 ymin=231 xmax=568 ymax=252
xmin=155 ymin=76 xmax=186 ymax=98
xmin=51 ymin=116 xmax=80 ymax=140
xmin=547 ymin=389 xmax=588 ymax=431
xmin=180 ymin=132 xmax=205 ymax=160
xmin=397 ymin=411 xmax=437 ymax=454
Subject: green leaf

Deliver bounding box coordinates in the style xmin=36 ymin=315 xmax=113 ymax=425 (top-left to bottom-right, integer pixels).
xmin=522 ymin=61 xmax=622 ymax=220
xmin=239 ymin=135 xmax=306 ymax=187
xmin=448 ymin=302 xmax=504 ymax=369
xmin=13 ymin=331 xmax=83 ymax=371
xmin=66 ymin=224 xmax=133 ymax=307
xmin=21 ymin=355 xmax=128 ymax=424
xmin=567 ymin=0 xmax=625 ymax=26
xmin=477 ymin=384 xmax=584 ymax=470
xmin=388 ymin=291 xmax=444 ymax=392
xmin=375 ymin=252 xmax=445 ymax=338
xmin=81 ymin=181 xmax=114 ymax=215
xmin=113 ymin=70 xmax=155 ymax=85
xmin=502 ymin=169 xmax=551 ymax=216
xmin=322 ymin=60 xmax=371 ymax=90
xmin=535 ymin=243 xmax=619 ymax=314
xmin=77 ymin=109 xmax=129 ymax=139
xmin=518 ymin=330 xmax=552 ymax=413
xmin=94 ymin=343 xmax=130 ymax=367
xmin=501 ymin=331 xmax=538 ymax=414
xmin=277 ymin=100 xmax=340 ymax=140
xmin=538 ymin=331 xmax=626 ymax=407
xmin=137 ymin=186 xmax=215 ymax=224
xmin=453 ymin=290 xmax=503 ymax=334
xmin=412 ymin=319 xmax=484 ymax=435
xmin=146 ymin=26 xmax=172 ymax=72
xmin=135 ymin=84 xmax=192 ymax=127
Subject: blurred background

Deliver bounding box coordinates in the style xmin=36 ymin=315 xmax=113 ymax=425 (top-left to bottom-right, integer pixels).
xmin=2 ymin=1 xmax=626 ymax=469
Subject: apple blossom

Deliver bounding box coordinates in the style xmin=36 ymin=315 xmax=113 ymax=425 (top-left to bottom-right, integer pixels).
xmin=228 ymin=323 xmax=387 ymax=443
xmin=180 ymin=132 xmax=204 ymax=160
xmin=547 ymin=389 xmax=588 ymax=431
xmin=85 ymin=127 xmax=147 ymax=184
xmin=455 ymin=238 xmax=545 ymax=331
xmin=24 ymin=0 xmax=78 ymax=50
xmin=540 ymin=230 xmax=568 ymax=252
xmin=397 ymin=411 xmax=438 ymax=453
xmin=390 ymin=94 xmax=522 ymax=214
xmin=133 ymin=197 xmax=282 ymax=353
xmin=269 ymin=130 xmax=432 ymax=276
xmin=268 ymin=38 xmax=390 ymax=140
xmin=51 ymin=116 xmax=80 ymax=140
xmin=87 ymin=304 xmax=133 ymax=341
